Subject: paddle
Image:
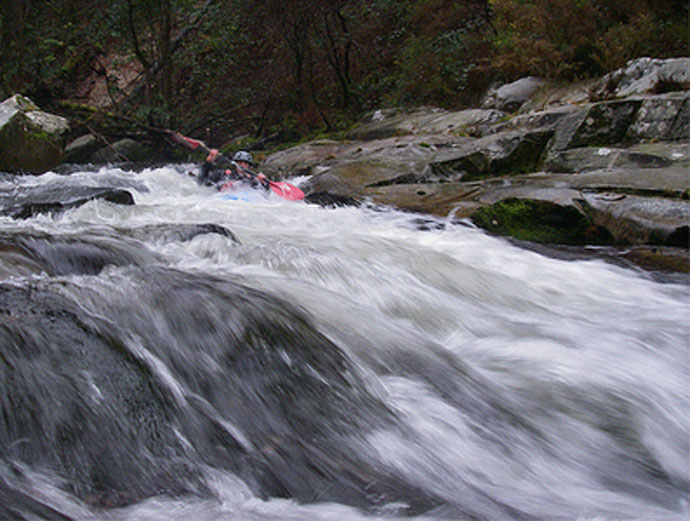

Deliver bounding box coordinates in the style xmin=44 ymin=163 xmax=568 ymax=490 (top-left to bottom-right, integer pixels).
xmin=169 ymin=132 xmax=305 ymax=201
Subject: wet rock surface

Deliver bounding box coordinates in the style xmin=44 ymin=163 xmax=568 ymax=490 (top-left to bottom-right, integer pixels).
xmin=1 ymin=58 xmax=688 ymax=274
xmin=0 ymin=262 xmax=448 ymax=513
xmin=264 ymin=58 xmax=690 ymax=273
xmin=0 ymin=184 xmax=135 ymax=219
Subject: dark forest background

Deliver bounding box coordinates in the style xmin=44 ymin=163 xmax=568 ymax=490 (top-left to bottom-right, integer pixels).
xmin=1 ymin=0 xmax=687 ymax=150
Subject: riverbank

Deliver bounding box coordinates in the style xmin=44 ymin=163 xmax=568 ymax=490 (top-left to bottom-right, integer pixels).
xmin=261 ymin=57 xmax=689 ymax=274
xmin=1 ymin=57 xmax=688 ymax=275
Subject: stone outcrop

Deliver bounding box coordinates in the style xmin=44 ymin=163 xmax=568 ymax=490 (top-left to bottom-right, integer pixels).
xmin=264 ymin=58 xmax=690 ymax=271
xmin=0 ymin=97 xmax=158 ymax=169
xmin=64 ymin=133 xmax=101 ymax=163
xmin=0 ymin=94 xmax=70 ymax=174
xmin=64 ymin=134 xmax=154 ymax=164
xmin=0 ymin=184 xmax=134 ymax=219
xmin=481 ymin=76 xmax=548 ymax=113
xmin=590 ymin=57 xmax=690 ymax=101
xmin=90 ymin=137 xmax=153 ymax=163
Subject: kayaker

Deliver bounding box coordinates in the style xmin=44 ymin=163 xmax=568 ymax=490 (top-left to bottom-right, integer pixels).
xmin=231 ymin=150 xmax=254 ymax=172
xmin=198 ymin=148 xmax=269 ymax=190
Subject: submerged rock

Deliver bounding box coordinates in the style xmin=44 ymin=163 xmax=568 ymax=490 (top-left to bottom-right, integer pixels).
xmin=0 ymin=283 xmax=201 ymax=506
xmin=0 ymin=267 xmax=449 ymax=513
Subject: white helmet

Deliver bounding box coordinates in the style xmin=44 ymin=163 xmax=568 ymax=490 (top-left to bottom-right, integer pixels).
xmin=232 ymin=150 xmax=254 ymax=165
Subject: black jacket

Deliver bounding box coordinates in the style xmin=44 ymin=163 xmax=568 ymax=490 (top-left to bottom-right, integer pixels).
xmin=197 ymin=156 xmax=237 ymax=187
xmin=198 ymin=159 xmax=269 ymax=191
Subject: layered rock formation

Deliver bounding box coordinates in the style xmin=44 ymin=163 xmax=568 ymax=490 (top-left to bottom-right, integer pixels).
xmin=263 ymin=58 xmax=689 ymax=270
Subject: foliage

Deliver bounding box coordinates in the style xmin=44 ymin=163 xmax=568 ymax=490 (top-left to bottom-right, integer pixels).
xmin=353 ymin=0 xmax=494 ymax=108
xmin=0 ymin=0 xmax=687 ymax=146
xmin=0 ymin=1 xmax=109 ymax=101
xmin=489 ymin=0 xmax=688 ymax=80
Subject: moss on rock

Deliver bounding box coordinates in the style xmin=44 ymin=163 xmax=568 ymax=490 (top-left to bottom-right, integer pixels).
xmin=472 ymin=198 xmax=614 ymax=245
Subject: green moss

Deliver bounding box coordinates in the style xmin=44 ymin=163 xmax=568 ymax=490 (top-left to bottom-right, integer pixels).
xmin=472 ymin=198 xmax=613 ymax=245
xmin=15 ymin=95 xmax=38 ymax=111
xmin=57 ymin=100 xmax=97 ymax=112
xmin=28 ymin=129 xmax=53 ymax=142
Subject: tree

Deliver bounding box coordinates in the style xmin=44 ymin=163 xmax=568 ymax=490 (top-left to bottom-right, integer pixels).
xmin=490 ymin=0 xmax=689 ymax=79
xmin=0 ymin=1 xmax=33 ymax=92
xmin=108 ymin=0 xmax=216 ymax=124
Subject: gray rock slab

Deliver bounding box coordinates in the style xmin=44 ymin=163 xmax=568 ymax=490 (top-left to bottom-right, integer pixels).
xmin=562 ymin=167 xmax=690 ymax=196
xmin=581 ymin=193 xmax=689 ymax=244
xmin=544 ymin=146 xmax=673 ymax=173
xmin=346 ymin=107 xmax=506 ymax=140
xmin=626 ymin=93 xmax=690 ymax=140
xmin=363 ymin=182 xmax=485 ymax=218
xmin=629 ymin=142 xmax=690 ymax=166
xmin=591 ymin=57 xmax=690 ymax=100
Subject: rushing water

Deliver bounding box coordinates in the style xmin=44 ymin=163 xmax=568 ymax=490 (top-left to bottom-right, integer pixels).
xmin=0 ymin=164 xmax=688 ymax=521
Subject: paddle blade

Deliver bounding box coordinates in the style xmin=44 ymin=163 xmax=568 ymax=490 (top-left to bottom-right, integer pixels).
xmin=269 ymin=181 xmax=305 ymax=201
xmin=170 ymin=132 xmax=205 ymax=151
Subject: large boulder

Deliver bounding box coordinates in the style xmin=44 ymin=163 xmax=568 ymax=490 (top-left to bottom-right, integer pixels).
xmin=481 ymin=76 xmax=549 ymax=113
xmin=0 ymin=94 xmax=70 ymax=174
xmin=91 ymin=137 xmax=153 ymax=163
xmin=64 ymin=133 xmax=101 ymax=163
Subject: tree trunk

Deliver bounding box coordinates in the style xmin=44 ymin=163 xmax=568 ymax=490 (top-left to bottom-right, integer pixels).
xmin=119 ymin=0 xmax=216 ymax=112
xmin=0 ymin=0 xmax=31 ymax=66
xmin=126 ymin=0 xmax=152 ymax=103
xmin=321 ymin=7 xmax=353 ymax=109
xmin=160 ymin=0 xmax=173 ymax=111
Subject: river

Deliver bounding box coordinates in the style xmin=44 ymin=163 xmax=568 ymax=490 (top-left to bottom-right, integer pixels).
xmin=0 ymin=164 xmax=688 ymax=520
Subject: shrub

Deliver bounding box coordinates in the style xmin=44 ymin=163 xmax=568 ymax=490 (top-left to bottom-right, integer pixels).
xmin=490 ymin=0 xmax=689 ymax=81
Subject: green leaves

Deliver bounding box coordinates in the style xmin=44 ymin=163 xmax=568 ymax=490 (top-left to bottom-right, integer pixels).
xmin=1 ymin=0 xmax=687 ymax=148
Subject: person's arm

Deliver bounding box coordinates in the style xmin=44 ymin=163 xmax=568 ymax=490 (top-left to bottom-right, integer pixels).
xmin=197 ymin=149 xmax=235 ymax=186
xmin=255 ymin=172 xmax=270 ymax=190
xmin=234 ymin=162 xmax=270 ymax=190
